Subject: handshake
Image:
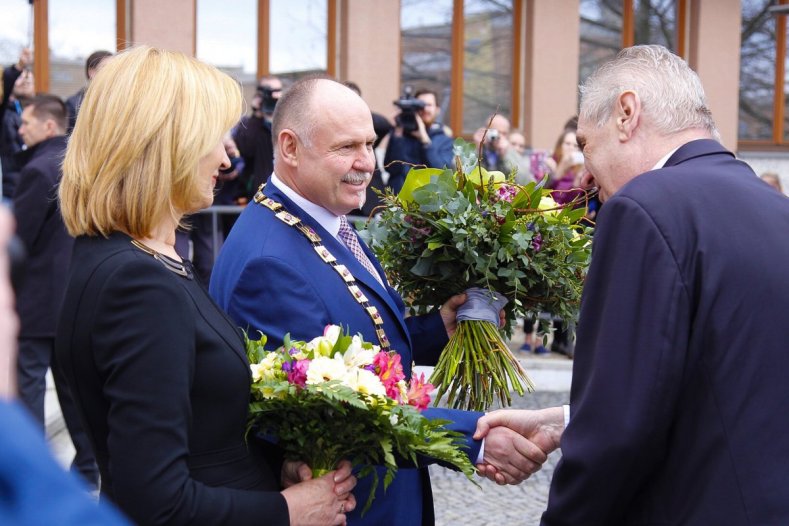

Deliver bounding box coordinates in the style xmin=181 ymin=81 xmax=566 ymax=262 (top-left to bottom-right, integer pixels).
xmin=475 ymin=406 xmax=565 ymax=485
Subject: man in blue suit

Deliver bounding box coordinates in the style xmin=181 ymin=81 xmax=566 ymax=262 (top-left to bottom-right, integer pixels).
xmin=210 ymin=77 xmax=545 ymax=525
xmin=475 ymin=45 xmax=789 ymax=525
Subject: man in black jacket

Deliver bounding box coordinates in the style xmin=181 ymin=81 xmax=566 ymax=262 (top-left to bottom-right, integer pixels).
xmin=13 ymin=94 xmax=97 ymax=488
xmin=383 ymin=88 xmax=454 ymax=194
xmin=233 ymin=75 xmax=282 ymax=202
xmin=475 ymin=45 xmax=789 ymax=525
xmin=64 ymin=50 xmax=113 ymax=134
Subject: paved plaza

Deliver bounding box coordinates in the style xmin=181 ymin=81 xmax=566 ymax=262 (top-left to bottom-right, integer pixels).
xmin=430 ymin=389 xmax=568 ymax=526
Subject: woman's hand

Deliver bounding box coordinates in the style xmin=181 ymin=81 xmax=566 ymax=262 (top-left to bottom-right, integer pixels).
xmin=281 ymin=461 xmax=357 ymax=526
xmin=281 ymin=460 xmax=311 ymax=489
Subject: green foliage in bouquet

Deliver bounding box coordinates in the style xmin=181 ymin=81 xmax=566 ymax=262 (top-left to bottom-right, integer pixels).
xmin=245 ymin=327 xmax=477 ymax=514
xmin=361 ymin=138 xmax=592 ymax=410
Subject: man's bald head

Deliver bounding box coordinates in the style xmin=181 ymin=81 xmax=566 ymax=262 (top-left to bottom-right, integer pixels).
xmin=272 ymin=76 xmax=366 ymax=152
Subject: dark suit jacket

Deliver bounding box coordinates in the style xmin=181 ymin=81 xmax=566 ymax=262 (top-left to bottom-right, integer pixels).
xmin=0 ymin=101 xmax=23 ymax=198
xmin=65 ymin=87 xmax=85 ymax=134
xmin=543 ymin=139 xmax=789 ymax=525
xmin=210 ymin=182 xmax=482 ymax=526
xmin=13 ymin=135 xmax=73 ymax=338
xmin=0 ymin=401 xmax=130 ymax=525
xmin=55 ymin=232 xmax=289 ymax=526
xmin=233 ymin=114 xmax=274 ymax=200
xmin=384 ymin=124 xmax=455 ymax=194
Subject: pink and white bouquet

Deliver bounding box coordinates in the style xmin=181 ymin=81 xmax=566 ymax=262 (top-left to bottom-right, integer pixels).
xmin=245 ymin=325 xmax=475 ymax=512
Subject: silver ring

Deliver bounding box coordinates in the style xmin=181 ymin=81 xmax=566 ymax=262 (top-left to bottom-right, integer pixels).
xmin=340 ymin=503 xmax=345 ymax=514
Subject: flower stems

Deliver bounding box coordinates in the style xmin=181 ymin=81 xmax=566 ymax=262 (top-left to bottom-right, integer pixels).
xmin=430 ymin=320 xmax=535 ymax=411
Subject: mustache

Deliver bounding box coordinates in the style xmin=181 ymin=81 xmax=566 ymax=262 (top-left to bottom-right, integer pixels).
xmin=341 ymin=171 xmax=372 ymax=185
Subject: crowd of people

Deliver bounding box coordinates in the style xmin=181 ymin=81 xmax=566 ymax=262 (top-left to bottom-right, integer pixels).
xmin=1 ymin=42 xmax=788 ymax=526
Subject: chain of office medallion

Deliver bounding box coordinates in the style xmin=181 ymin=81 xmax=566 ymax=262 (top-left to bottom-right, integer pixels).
xmin=253 ymin=188 xmax=392 ymax=352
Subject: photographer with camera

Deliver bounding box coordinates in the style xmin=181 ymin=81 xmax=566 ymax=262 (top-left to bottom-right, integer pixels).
xmin=1 ymin=49 xmax=34 ymax=202
xmin=473 ymin=114 xmax=513 ymax=175
xmin=232 ymin=75 xmax=282 ymax=203
xmin=384 ymin=87 xmax=454 ymax=194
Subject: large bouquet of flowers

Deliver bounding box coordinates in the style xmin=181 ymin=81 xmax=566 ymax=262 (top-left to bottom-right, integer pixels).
xmin=361 ymin=139 xmax=592 ymax=411
xmin=245 ymin=325 xmax=476 ymax=513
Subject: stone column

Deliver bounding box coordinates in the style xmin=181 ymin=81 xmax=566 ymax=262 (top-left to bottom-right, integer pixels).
xmin=522 ymin=0 xmax=580 ymax=151
xmin=127 ymin=0 xmax=196 ymax=55
xmin=337 ymin=0 xmax=401 ymax=119
xmin=688 ymin=0 xmax=741 ymax=150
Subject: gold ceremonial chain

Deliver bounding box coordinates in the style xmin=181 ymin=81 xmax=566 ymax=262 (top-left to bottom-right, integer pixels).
xmin=253 ymin=188 xmax=392 ymax=351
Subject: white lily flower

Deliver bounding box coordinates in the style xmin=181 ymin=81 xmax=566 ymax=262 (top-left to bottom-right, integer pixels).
xmin=342 ymin=336 xmax=375 ymax=368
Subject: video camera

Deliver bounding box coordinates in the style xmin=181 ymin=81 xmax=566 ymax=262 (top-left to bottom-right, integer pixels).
xmin=255 ymin=85 xmax=281 ymax=115
xmin=393 ymin=86 xmax=426 ymax=135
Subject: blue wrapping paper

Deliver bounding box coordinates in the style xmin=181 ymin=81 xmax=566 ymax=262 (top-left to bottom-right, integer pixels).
xmin=455 ymin=287 xmax=508 ymax=324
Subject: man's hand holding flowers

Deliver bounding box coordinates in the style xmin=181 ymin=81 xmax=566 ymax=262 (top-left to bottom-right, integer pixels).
xmin=439 ymin=293 xmax=506 ymax=338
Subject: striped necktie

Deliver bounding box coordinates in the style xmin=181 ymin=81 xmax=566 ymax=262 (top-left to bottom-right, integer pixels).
xmin=338 ymin=216 xmax=383 ymax=286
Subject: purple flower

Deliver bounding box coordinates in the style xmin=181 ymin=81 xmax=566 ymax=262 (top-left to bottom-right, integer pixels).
xmin=494 ymin=184 xmax=517 ymax=203
xmin=409 ymin=226 xmax=432 ymax=241
xmin=532 ymin=233 xmax=543 ymax=252
xmin=287 ymin=359 xmax=310 ymax=388
xmin=281 ymin=361 xmax=293 ymax=372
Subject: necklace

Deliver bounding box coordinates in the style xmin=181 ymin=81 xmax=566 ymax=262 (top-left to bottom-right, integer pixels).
xmin=130 ymin=239 xmax=190 ymax=277
xmin=253 ymin=187 xmax=391 ymax=351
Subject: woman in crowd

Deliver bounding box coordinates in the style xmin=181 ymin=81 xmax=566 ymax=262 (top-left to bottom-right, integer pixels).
xmin=56 ymin=46 xmax=355 ymax=526
xmin=545 ymin=127 xmax=585 ymax=205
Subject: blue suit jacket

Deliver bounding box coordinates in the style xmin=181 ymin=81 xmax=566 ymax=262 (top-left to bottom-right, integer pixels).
xmin=210 ymin=183 xmax=482 ymax=526
xmin=543 ymin=140 xmax=789 ymax=525
xmin=0 ymin=401 xmax=130 ymax=525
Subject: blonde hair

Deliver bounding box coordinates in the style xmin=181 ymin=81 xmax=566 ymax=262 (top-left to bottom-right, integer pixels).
xmin=60 ymin=46 xmax=243 ymax=237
